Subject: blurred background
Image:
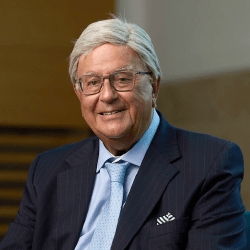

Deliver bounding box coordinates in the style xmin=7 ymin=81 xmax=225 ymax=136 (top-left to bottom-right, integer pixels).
xmin=0 ymin=0 xmax=249 ymax=241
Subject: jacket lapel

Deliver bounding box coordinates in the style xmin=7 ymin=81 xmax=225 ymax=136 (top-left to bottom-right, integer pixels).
xmin=112 ymin=113 xmax=181 ymax=250
xmin=55 ymin=138 xmax=98 ymax=250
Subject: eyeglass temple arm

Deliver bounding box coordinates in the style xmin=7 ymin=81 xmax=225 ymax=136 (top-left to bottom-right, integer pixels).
xmin=137 ymin=71 xmax=152 ymax=75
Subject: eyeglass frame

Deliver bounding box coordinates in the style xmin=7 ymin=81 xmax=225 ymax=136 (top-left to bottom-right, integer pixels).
xmin=74 ymin=70 xmax=152 ymax=95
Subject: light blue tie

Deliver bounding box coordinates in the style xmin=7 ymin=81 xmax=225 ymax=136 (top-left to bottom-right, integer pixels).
xmin=88 ymin=161 xmax=130 ymax=250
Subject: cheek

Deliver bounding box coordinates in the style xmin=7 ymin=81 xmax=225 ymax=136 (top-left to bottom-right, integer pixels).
xmin=79 ymin=96 xmax=97 ymax=118
xmin=129 ymin=91 xmax=152 ymax=121
xmin=134 ymin=84 xmax=154 ymax=122
xmin=80 ymin=96 xmax=95 ymax=109
xmin=137 ymin=84 xmax=153 ymax=107
xmin=139 ymin=78 xmax=153 ymax=96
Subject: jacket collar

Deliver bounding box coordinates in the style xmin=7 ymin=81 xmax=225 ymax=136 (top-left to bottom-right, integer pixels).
xmin=55 ymin=137 xmax=99 ymax=249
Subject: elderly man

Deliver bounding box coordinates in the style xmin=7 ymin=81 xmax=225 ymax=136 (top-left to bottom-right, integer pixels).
xmin=0 ymin=18 xmax=247 ymax=250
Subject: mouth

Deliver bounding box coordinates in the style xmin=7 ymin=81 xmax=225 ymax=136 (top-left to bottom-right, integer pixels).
xmin=100 ymin=109 xmax=125 ymax=116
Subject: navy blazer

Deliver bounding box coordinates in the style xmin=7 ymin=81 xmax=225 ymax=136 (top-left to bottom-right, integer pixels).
xmin=0 ymin=112 xmax=247 ymax=249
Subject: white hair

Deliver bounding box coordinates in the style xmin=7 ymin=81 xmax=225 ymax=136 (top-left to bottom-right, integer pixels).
xmin=68 ymin=17 xmax=162 ymax=84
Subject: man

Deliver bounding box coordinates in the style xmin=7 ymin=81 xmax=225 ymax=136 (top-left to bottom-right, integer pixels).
xmin=0 ymin=17 xmax=247 ymax=249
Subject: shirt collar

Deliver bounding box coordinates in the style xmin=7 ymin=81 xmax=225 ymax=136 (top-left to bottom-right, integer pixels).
xmin=96 ymin=109 xmax=160 ymax=172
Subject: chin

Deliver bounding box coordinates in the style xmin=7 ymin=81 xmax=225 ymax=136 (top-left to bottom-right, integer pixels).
xmin=97 ymin=128 xmax=129 ymax=140
xmin=108 ymin=134 xmax=125 ymax=139
xmin=104 ymin=132 xmax=126 ymax=139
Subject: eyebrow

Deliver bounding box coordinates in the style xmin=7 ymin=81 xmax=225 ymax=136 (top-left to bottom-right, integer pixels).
xmin=83 ymin=65 xmax=135 ymax=76
xmin=115 ymin=65 xmax=135 ymax=72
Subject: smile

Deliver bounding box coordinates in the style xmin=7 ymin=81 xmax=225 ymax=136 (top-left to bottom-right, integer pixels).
xmin=100 ymin=110 xmax=124 ymax=115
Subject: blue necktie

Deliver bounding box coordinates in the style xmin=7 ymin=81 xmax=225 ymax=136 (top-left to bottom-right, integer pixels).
xmin=88 ymin=161 xmax=130 ymax=250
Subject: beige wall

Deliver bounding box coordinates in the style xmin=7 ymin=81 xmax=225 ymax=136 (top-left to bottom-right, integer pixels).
xmin=157 ymin=70 xmax=250 ymax=210
xmin=0 ymin=0 xmax=114 ymax=128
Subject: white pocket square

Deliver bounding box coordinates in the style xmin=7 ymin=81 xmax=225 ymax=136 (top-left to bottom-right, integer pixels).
xmin=157 ymin=212 xmax=175 ymax=225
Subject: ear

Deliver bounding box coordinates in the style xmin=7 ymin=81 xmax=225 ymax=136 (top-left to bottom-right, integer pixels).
xmin=73 ymin=83 xmax=81 ymax=101
xmin=152 ymin=76 xmax=161 ymax=108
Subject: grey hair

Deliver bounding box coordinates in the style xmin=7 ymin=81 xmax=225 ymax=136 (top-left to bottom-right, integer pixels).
xmin=69 ymin=17 xmax=162 ymax=84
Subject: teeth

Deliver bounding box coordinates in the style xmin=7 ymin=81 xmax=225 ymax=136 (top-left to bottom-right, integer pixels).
xmin=102 ymin=110 xmax=120 ymax=115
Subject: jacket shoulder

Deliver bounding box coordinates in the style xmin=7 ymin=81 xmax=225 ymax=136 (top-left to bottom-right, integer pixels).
xmin=176 ymin=126 xmax=228 ymax=145
xmin=30 ymin=136 xmax=99 ymax=176
xmin=39 ymin=136 xmax=98 ymax=157
xmin=175 ymin=126 xmax=242 ymax=159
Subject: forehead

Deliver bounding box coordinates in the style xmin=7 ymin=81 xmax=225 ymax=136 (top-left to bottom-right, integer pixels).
xmin=77 ymin=44 xmax=145 ymax=76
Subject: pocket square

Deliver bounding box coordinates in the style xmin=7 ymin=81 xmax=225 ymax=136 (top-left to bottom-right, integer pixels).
xmin=157 ymin=212 xmax=175 ymax=225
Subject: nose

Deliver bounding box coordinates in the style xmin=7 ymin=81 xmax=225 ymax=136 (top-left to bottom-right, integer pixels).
xmin=99 ymin=78 xmax=118 ymax=103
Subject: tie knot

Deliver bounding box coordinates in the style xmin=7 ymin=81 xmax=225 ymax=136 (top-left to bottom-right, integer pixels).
xmin=105 ymin=161 xmax=130 ymax=183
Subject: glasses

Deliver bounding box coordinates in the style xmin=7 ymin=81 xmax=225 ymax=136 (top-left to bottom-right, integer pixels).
xmin=74 ymin=71 xmax=152 ymax=95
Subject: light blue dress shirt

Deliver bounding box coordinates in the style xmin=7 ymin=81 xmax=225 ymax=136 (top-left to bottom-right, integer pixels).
xmin=74 ymin=109 xmax=160 ymax=250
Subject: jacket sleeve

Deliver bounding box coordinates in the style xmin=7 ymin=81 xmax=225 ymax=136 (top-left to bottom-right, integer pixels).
xmin=0 ymin=154 xmax=40 ymax=250
xmin=186 ymin=142 xmax=247 ymax=250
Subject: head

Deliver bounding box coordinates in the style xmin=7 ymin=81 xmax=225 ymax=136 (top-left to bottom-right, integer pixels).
xmin=69 ymin=17 xmax=161 ymax=155
xmin=69 ymin=17 xmax=161 ymax=87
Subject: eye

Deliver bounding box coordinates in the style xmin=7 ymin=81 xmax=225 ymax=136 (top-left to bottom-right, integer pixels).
xmin=118 ymin=77 xmax=129 ymax=82
xmin=115 ymin=72 xmax=134 ymax=83
xmin=87 ymin=80 xmax=99 ymax=86
xmin=83 ymin=75 xmax=101 ymax=87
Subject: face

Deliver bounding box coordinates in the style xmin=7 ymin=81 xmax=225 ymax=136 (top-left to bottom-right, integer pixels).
xmin=74 ymin=43 xmax=160 ymax=155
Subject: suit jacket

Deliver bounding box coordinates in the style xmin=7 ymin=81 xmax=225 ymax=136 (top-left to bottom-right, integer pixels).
xmin=0 ymin=112 xmax=247 ymax=249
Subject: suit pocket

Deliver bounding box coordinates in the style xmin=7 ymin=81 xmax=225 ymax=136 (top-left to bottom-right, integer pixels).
xmin=149 ymin=217 xmax=190 ymax=238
